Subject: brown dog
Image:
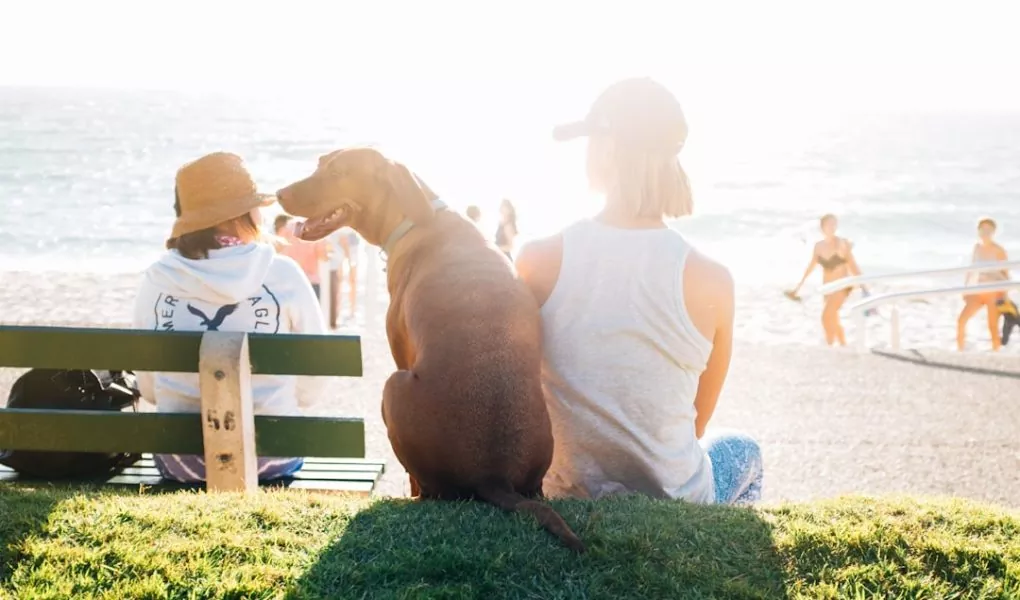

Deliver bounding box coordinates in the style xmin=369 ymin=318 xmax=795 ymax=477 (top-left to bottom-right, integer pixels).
xmin=276 ymin=148 xmax=584 ymax=553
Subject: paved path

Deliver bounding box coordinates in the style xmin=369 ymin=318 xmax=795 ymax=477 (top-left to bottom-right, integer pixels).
xmin=714 ymin=344 xmax=1020 ymax=507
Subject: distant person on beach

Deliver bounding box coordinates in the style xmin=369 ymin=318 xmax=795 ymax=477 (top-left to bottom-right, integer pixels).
xmin=271 ymin=214 xmax=292 ymax=252
xmin=275 ymin=214 xmax=329 ymax=298
xmin=132 ymin=152 xmax=327 ymax=483
xmin=786 ymin=214 xmax=863 ymax=346
xmin=517 ymin=77 xmax=762 ymax=505
xmin=495 ymin=198 xmax=518 ymax=259
xmin=326 ymin=227 xmax=360 ymax=328
xmin=957 ymin=217 xmax=1010 ymax=351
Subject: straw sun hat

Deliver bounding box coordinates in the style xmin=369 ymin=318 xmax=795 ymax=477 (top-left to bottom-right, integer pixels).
xmin=170 ymin=152 xmax=275 ymax=239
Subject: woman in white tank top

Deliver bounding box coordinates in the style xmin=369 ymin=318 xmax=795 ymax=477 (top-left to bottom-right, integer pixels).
xmin=517 ymin=78 xmax=762 ymax=505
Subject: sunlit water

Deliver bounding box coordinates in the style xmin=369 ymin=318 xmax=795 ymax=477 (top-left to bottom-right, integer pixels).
xmin=1 ymin=86 xmax=1018 ymax=291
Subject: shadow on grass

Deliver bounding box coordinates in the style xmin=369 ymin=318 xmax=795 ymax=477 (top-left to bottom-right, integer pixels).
xmin=0 ymin=486 xmax=61 ymax=586
xmin=287 ymin=495 xmax=788 ymax=600
xmin=872 ymin=349 xmax=1020 ymax=380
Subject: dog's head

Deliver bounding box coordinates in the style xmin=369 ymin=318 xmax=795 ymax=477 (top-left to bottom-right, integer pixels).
xmin=276 ymin=147 xmax=438 ymax=246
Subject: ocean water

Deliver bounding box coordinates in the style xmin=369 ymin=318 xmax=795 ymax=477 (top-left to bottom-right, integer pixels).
xmin=1 ymin=85 xmax=1018 ymax=288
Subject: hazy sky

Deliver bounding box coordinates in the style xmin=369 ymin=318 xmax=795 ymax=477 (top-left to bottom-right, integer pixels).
xmin=3 ymin=0 xmax=1019 ymax=113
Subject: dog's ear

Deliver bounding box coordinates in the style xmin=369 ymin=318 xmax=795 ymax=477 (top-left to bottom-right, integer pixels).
xmin=386 ymin=161 xmax=438 ymax=224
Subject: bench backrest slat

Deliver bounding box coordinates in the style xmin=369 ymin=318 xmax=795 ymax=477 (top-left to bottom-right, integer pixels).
xmin=0 ymin=409 xmax=366 ymax=458
xmin=0 ymin=326 xmax=362 ymax=376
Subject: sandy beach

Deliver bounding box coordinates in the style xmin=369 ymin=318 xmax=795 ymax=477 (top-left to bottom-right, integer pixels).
xmin=2 ymin=268 xmax=1018 ymax=505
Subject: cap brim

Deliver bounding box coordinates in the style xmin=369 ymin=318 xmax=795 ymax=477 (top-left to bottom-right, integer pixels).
xmin=552 ymin=121 xmax=590 ymax=142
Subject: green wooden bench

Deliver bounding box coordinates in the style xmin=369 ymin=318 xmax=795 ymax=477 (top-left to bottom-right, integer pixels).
xmin=0 ymin=326 xmax=384 ymax=494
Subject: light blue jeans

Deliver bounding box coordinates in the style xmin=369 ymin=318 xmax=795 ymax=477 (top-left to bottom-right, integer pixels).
xmin=701 ymin=429 xmax=764 ymax=505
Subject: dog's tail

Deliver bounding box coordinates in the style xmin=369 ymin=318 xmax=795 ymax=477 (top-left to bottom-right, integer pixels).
xmin=476 ymin=484 xmax=586 ymax=553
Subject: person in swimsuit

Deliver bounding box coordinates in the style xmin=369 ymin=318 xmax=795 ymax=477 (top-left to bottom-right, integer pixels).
xmin=786 ymin=214 xmax=863 ymax=346
xmin=495 ymin=198 xmax=518 ymax=259
xmin=957 ymin=217 xmax=1010 ymax=351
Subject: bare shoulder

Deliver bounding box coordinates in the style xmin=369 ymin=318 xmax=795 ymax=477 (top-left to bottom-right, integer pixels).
xmin=515 ymin=233 xmax=564 ymax=306
xmin=994 ymin=242 xmax=1008 ymax=258
xmin=516 ymin=234 xmax=562 ymax=271
xmin=684 ymin=250 xmax=734 ymax=339
xmin=686 ymin=250 xmax=733 ymax=296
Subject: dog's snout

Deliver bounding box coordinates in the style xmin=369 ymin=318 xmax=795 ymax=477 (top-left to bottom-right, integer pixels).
xmin=275 ymin=186 xmax=297 ymax=213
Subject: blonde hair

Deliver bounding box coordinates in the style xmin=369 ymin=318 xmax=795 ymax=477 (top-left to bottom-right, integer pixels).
xmin=978 ymin=217 xmax=997 ymax=230
xmin=587 ymin=136 xmax=692 ymax=219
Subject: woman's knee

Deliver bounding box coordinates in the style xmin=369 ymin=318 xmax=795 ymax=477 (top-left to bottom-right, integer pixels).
xmin=736 ymin=434 xmax=764 ymax=478
xmin=705 ymin=430 xmax=762 ymax=465
xmin=821 ymin=307 xmax=836 ymax=325
xmin=734 ymin=433 xmax=763 ymax=471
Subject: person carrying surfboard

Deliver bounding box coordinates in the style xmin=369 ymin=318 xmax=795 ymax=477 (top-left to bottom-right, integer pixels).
xmin=785 ymin=214 xmax=863 ymax=346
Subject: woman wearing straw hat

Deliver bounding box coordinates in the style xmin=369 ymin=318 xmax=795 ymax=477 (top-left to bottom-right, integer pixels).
xmin=132 ymin=152 xmax=328 ymax=483
xmin=516 ymin=78 xmax=762 ymax=505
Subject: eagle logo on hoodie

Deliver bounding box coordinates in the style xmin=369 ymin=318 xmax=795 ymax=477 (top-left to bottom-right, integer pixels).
xmin=153 ymin=287 xmax=282 ymax=334
xmin=186 ymin=303 xmax=239 ymax=331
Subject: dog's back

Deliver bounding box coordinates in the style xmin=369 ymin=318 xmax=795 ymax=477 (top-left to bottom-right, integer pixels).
xmin=389 ymin=213 xmax=551 ymax=485
xmin=382 ymin=213 xmax=584 ymax=551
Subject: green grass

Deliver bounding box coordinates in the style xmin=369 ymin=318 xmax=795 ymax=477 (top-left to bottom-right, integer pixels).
xmin=0 ymin=488 xmax=1018 ymax=599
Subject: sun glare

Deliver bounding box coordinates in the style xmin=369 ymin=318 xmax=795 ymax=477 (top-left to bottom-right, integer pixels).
xmin=2 ymin=0 xmax=1019 ymax=254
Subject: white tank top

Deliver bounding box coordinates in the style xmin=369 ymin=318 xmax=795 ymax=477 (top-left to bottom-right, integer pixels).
xmin=540 ymin=219 xmax=715 ymax=503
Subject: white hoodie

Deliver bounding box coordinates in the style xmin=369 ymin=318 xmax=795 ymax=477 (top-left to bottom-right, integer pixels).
xmin=132 ymin=243 xmax=327 ymax=415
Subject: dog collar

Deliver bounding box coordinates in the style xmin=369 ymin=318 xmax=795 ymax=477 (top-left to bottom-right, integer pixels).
xmin=381 ymin=198 xmax=448 ymax=258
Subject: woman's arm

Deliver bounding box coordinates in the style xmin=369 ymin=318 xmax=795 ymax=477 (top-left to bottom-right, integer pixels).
xmin=844 ymin=240 xmax=863 ymax=277
xmin=791 ymin=249 xmax=818 ymax=294
xmin=515 ymin=235 xmax=563 ymax=307
xmin=693 ymin=264 xmax=735 ymax=439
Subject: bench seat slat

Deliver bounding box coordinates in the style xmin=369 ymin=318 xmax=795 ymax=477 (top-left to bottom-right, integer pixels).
xmin=292 ymin=457 xmax=388 ymax=467
xmin=0 ymin=326 xmax=362 ymax=376
xmin=128 ymin=457 xmax=386 ymax=473
xmin=0 ymin=410 xmax=366 ymax=458
xmin=114 ymin=466 xmax=380 ymax=482
xmin=0 ymin=457 xmax=382 ymax=495
xmin=128 ymin=456 xmax=387 ymax=467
